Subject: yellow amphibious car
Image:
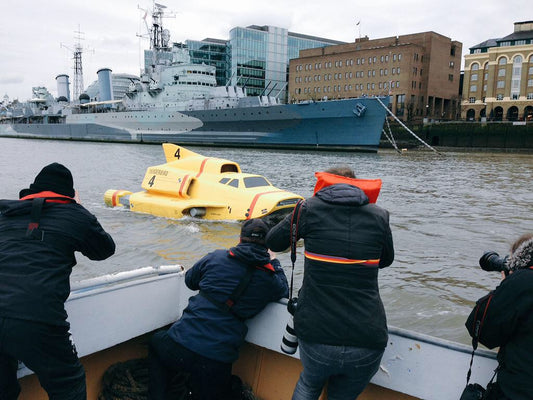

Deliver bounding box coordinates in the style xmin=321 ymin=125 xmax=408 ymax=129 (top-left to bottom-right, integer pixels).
xmin=104 ymin=144 xmax=303 ymax=222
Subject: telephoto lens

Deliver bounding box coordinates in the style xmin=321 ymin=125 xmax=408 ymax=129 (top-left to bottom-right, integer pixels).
xmin=281 ymin=298 xmax=298 ymax=354
xmin=479 ymin=251 xmax=509 ymax=273
xmin=281 ymin=314 xmax=298 ymax=354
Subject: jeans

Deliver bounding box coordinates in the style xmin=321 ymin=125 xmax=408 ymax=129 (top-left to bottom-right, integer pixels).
xmin=292 ymin=339 xmax=384 ymax=400
xmin=148 ymin=330 xmax=233 ymax=400
xmin=0 ymin=317 xmax=86 ymax=400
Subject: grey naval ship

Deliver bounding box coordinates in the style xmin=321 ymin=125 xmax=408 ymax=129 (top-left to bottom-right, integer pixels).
xmin=0 ymin=5 xmax=389 ymax=152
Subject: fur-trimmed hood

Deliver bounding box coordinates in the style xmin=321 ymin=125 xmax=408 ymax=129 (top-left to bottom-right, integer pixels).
xmin=508 ymin=237 xmax=533 ymax=270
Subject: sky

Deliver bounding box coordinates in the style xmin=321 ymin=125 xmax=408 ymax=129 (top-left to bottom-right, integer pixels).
xmin=1 ymin=0 xmax=531 ymax=100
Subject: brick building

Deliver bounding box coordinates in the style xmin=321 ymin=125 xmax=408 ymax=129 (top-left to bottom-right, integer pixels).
xmin=289 ymin=32 xmax=462 ymax=120
xmin=462 ymin=21 xmax=533 ymax=121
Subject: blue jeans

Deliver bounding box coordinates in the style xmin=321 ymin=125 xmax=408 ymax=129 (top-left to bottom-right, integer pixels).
xmin=292 ymin=339 xmax=384 ymax=400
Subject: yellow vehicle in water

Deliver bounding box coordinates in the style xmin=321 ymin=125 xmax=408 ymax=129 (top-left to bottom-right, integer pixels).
xmin=104 ymin=144 xmax=303 ymax=223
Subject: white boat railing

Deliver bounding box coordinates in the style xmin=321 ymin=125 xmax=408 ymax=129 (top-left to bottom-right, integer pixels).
xmin=18 ymin=266 xmax=498 ymax=400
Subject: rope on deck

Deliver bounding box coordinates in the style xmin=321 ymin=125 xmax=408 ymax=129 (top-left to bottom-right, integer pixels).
xmin=97 ymin=358 xmax=260 ymax=400
xmin=98 ymin=358 xmax=189 ymax=400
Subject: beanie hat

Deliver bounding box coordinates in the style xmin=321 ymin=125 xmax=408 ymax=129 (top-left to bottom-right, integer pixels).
xmin=19 ymin=163 xmax=75 ymax=198
xmin=240 ymin=219 xmax=269 ymax=246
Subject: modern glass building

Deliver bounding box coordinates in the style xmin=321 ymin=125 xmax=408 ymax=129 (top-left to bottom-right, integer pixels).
xmin=186 ymin=38 xmax=229 ymax=86
xmin=228 ymin=25 xmax=344 ymax=102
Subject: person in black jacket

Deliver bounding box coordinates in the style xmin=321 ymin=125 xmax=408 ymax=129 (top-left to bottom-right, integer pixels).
xmin=0 ymin=163 xmax=116 ymax=400
xmin=148 ymin=218 xmax=288 ymax=400
xmin=466 ymin=233 xmax=533 ymax=400
xmin=266 ymin=166 xmax=394 ymax=400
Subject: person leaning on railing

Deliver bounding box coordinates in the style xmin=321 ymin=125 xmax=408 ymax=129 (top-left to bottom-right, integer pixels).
xmin=0 ymin=163 xmax=116 ymax=400
xmin=266 ymin=166 xmax=394 ymax=400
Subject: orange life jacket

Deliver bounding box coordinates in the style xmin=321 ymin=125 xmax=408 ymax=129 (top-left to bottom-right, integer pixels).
xmin=313 ymin=172 xmax=382 ymax=203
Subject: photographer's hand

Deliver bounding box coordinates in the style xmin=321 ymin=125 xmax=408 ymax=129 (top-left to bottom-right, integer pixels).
xmin=268 ymin=249 xmax=277 ymax=260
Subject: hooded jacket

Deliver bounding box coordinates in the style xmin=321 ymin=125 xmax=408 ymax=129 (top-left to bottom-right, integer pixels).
xmin=0 ymin=195 xmax=116 ymax=326
xmin=266 ymin=183 xmax=394 ymax=349
xmin=466 ymin=239 xmax=533 ymax=400
xmin=168 ymin=242 xmax=288 ymax=363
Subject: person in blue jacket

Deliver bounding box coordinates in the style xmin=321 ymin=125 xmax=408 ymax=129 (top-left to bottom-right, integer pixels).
xmin=148 ymin=218 xmax=289 ymax=400
xmin=0 ymin=163 xmax=116 ymax=400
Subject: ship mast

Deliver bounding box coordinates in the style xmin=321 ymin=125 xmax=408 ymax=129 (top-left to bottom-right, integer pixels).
xmin=61 ymin=26 xmax=87 ymax=101
xmin=147 ymin=3 xmax=175 ymax=69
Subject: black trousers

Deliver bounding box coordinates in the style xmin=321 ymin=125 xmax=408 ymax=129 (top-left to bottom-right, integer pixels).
xmin=148 ymin=330 xmax=233 ymax=400
xmin=0 ymin=317 xmax=86 ymax=400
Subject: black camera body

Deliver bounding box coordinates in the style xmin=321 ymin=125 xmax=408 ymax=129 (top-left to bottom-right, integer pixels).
xmin=281 ymin=298 xmax=298 ymax=355
xmin=479 ymin=251 xmax=509 ymax=274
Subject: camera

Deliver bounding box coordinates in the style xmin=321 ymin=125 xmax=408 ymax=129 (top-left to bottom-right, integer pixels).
xmin=281 ymin=298 xmax=298 ymax=355
xmin=479 ymin=251 xmax=509 ymax=274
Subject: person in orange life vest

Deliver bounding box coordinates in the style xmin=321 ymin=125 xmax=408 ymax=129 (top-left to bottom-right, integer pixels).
xmin=0 ymin=163 xmax=116 ymax=400
xmin=148 ymin=218 xmax=289 ymax=400
xmin=465 ymin=233 xmax=533 ymax=400
xmin=266 ymin=165 xmax=394 ymax=400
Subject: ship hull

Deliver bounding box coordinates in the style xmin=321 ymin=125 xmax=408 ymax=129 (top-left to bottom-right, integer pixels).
xmin=0 ymin=97 xmax=388 ymax=151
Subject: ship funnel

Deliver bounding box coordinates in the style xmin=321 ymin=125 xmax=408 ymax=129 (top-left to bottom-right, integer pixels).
xmin=97 ymin=68 xmax=113 ymax=104
xmin=56 ymin=74 xmax=70 ymax=102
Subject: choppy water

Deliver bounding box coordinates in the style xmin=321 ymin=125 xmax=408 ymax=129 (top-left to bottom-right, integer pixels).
xmin=1 ymin=137 xmax=531 ymax=345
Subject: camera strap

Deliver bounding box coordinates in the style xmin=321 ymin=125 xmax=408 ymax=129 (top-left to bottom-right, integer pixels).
xmin=288 ymin=200 xmax=304 ymax=299
xmin=199 ymin=264 xmax=255 ymax=321
xmin=465 ymin=294 xmax=497 ymax=386
xmin=25 ymin=197 xmax=45 ymax=241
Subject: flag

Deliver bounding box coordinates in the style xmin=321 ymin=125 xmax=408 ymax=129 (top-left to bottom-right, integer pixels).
xmin=356 ymin=21 xmax=360 ymax=26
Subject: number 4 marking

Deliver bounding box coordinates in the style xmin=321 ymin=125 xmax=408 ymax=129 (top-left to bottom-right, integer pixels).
xmin=148 ymin=175 xmax=156 ymax=187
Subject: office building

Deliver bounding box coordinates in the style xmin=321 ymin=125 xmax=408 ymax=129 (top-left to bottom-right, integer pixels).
xmin=187 ymin=26 xmax=344 ymax=102
xmin=186 ymin=38 xmax=230 ymax=86
xmin=462 ymin=21 xmax=533 ymax=121
xmin=289 ymin=32 xmax=462 ymax=120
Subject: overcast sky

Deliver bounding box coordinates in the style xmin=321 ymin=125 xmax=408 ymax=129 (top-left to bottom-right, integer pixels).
xmin=1 ymin=0 xmax=531 ymax=100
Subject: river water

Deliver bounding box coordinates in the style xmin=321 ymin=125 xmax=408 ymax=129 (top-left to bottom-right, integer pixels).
xmin=1 ymin=137 xmax=531 ymax=345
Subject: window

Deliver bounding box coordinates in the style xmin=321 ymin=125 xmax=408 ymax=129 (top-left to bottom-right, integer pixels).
xmin=471 ymin=63 xmax=480 ymax=71
xmin=471 ymin=74 xmax=478 ymax=81
xmin=470 ymin=85 xmax=477 ymax=92
xmin=527 ymin=93 xmax=533 ymax=99
xmin=498 ymin=57 xmax=507 ymax=65
xmin=499 ymin=41 xmax=511 ymax=47
xmin=219 ymin=178 xmax=230 ymax=184
xmin=469 ymin=97 xmax=476 ymax=103
xmin=497 ymin=81 xmax=505 ymax=88
xmin=498 ymin=69 xmax=506 ymax=77
xmin=228 ymin=179 xmax=239 ymax=188
xmin=449 ymin=74 xmax=454 ymax=81
xmin=528 ymin=79 xmax=533 ymax=87
xmin=449 ymin=61 xmax=455 ymax=68
xmin=529 ymin=67 xmax=533 ymax=75
xmin=496 ymin=94 xmax=503 ymax=100
xmin=511 ymin=56 xmax=523 ymax=98
xmin=515 ymin=40 xmax=526 ymax=45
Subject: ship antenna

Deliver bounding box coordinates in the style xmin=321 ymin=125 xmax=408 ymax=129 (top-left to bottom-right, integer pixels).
xmin=61 ymin=25 xmax=93 ymax=101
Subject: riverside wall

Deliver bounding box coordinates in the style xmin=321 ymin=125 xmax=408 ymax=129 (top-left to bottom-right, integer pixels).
xmin=381 ymin=121 xmax=533 ymax=152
